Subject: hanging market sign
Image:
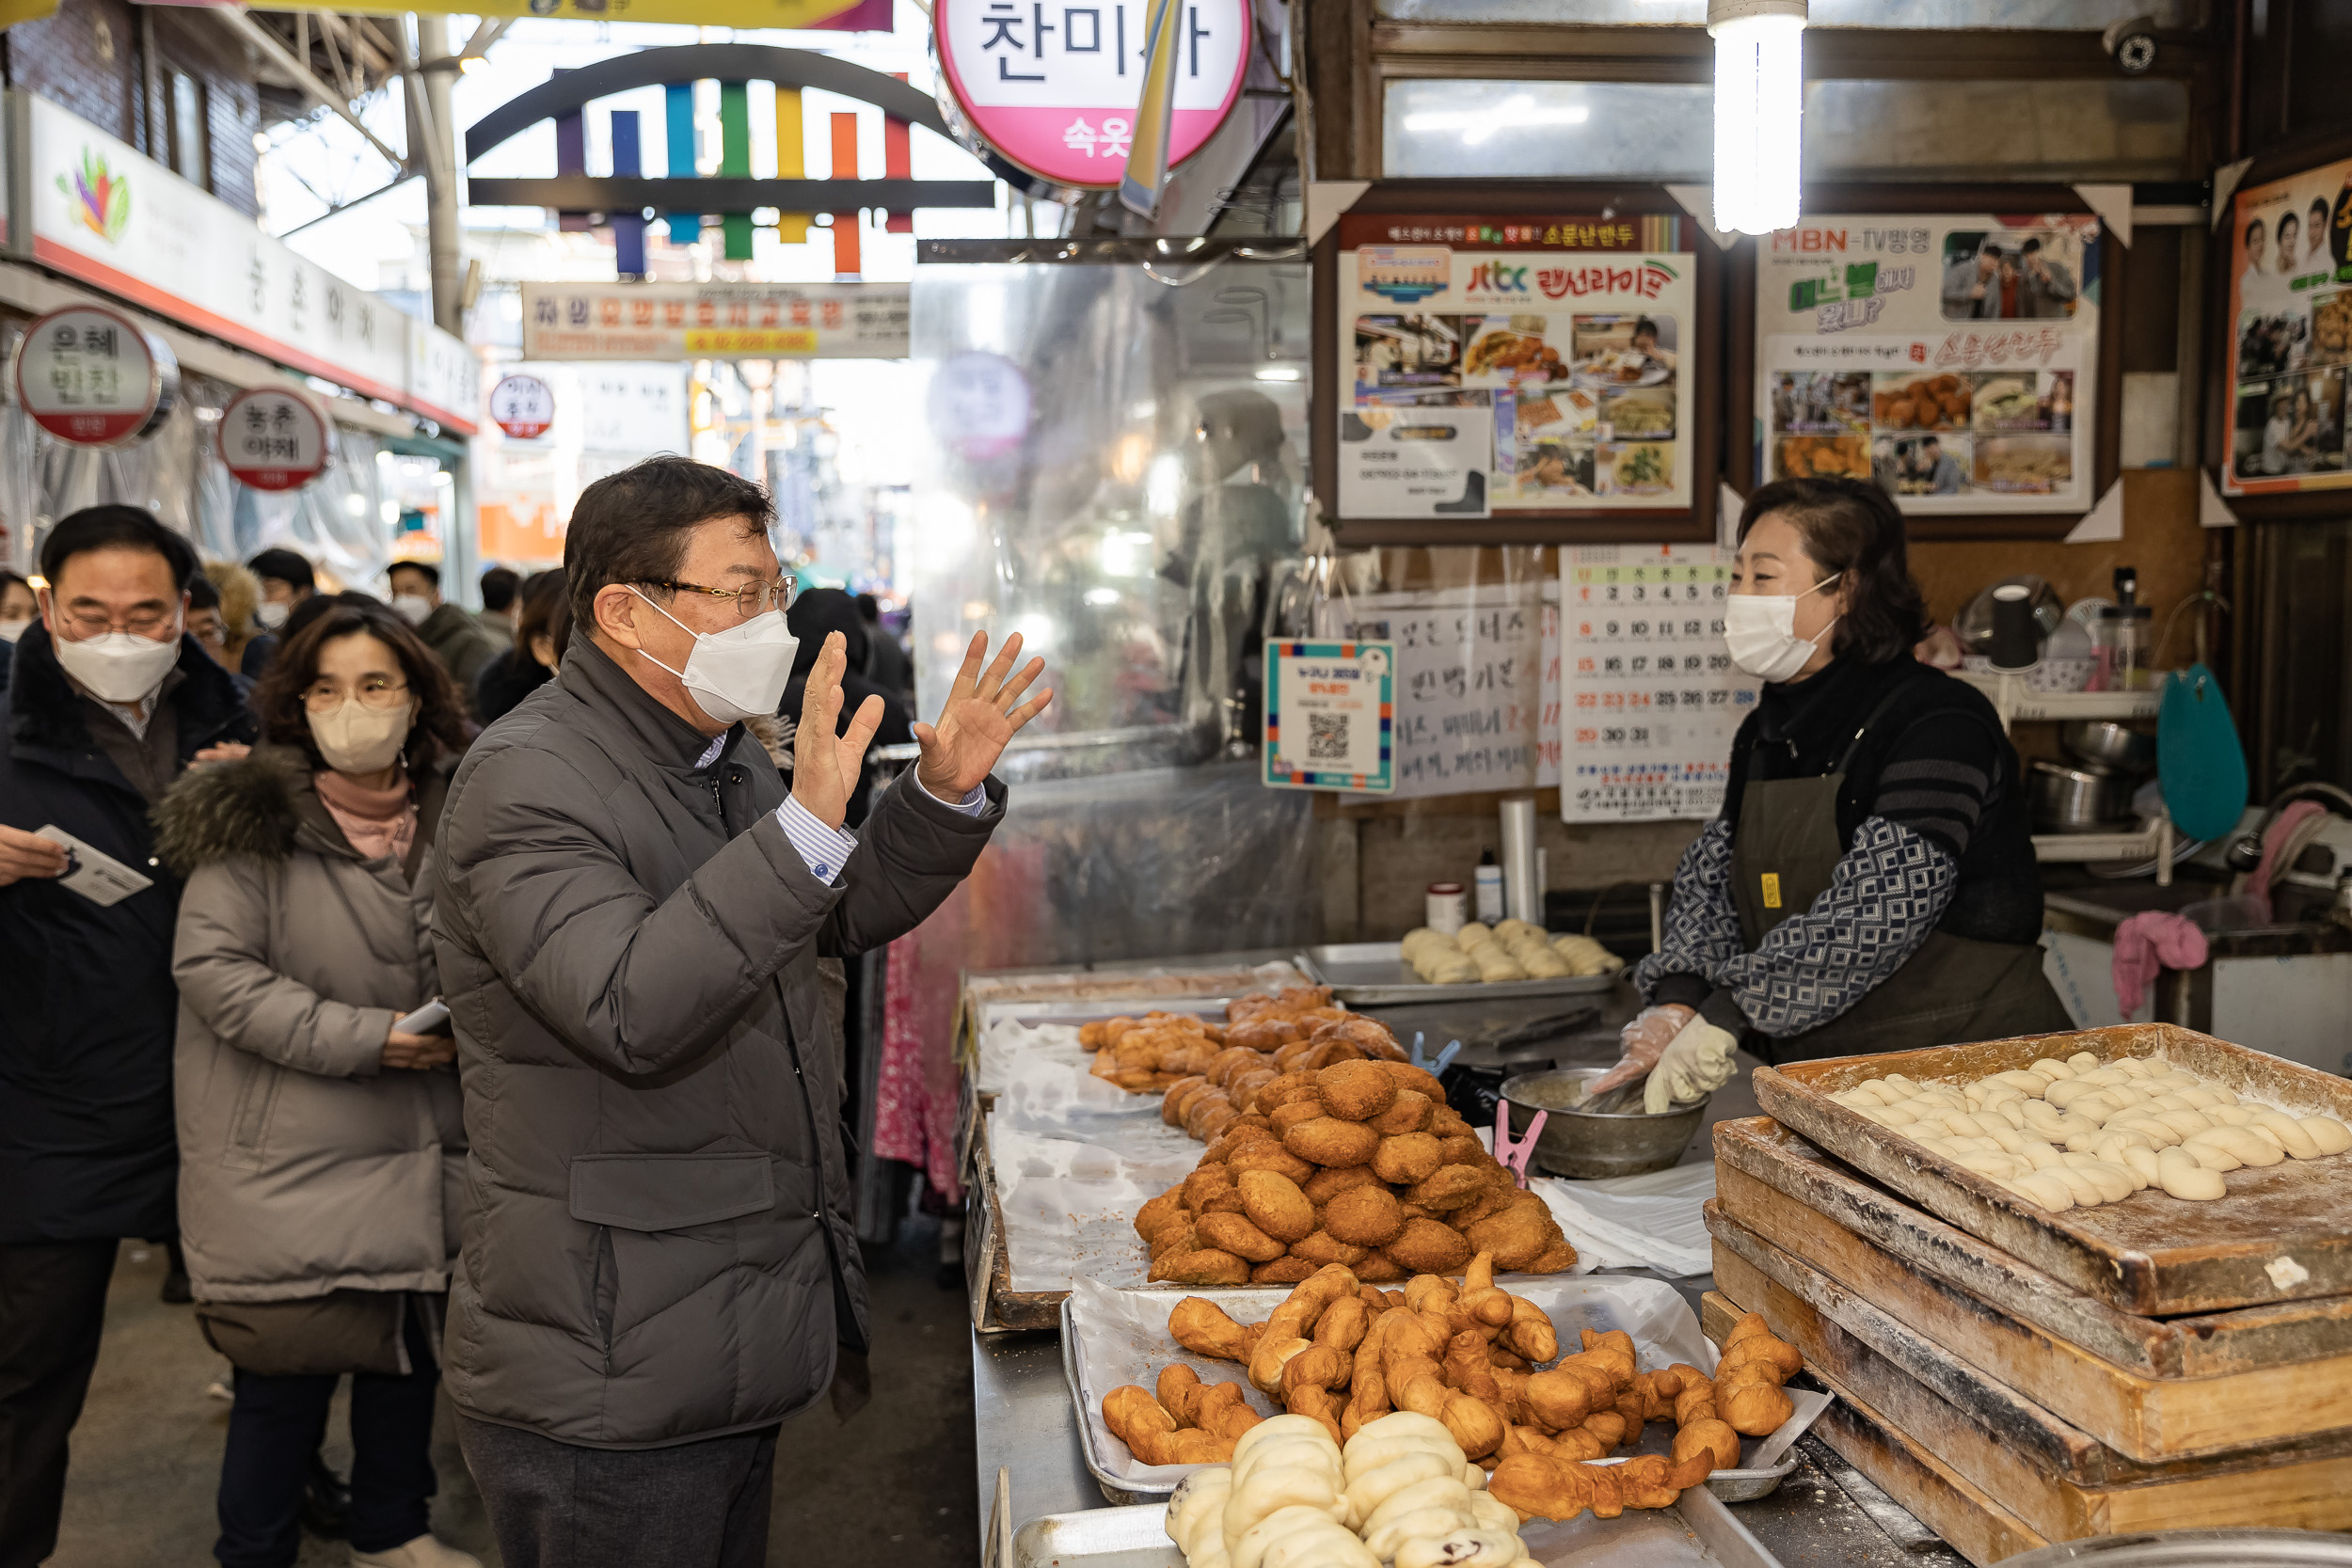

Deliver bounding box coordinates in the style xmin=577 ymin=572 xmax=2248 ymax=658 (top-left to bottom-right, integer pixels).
xmin=520 ymin=281 xmax=910 ymax=360
xmin=22 ymin=94 xmax=477 ymax=434
xmin=1334 ymin=214 xmax=1698 ymax=522
xmin=934 ymin=0 xmax=1248 ymax=190
xmin=489 ymin=373 xmax=556 ymax=439
xmin=1753 ymin=213 xmax=2102 ymax=516
xmin=12 ymin=304 xmax=179 ymax=447
xmin=217 ymin=388 xmax=330 ymax=491
xmin=2220 ymin=156 xmax=2352 ymax=498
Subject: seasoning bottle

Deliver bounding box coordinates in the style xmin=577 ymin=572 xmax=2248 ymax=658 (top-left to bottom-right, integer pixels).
xmin=1474 ymin=849 xmax=1504 ymax=924
xmin=2094 ymin=566 xmax=2152 ymax=691
xmin=1425 ymin=881 xmax=1468 ymax=935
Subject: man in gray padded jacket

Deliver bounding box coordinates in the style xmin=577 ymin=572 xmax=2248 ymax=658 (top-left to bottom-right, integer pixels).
xmin=432 ymin=457 xmax=1048 ymax=1566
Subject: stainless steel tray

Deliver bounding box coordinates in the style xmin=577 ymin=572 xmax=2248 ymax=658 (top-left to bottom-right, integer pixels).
xmin=1298 ymin=942 xmax=1619 ymax=1006
xmin=1994 ymin=1531 xmax=2352 ymax=1567
xmin=1009 ymin=1491 xmax=1786 ymax=1568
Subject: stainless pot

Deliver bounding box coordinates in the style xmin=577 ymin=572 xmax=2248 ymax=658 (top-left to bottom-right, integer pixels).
xmin=2030 ymin=759 xmax=2135 ymax=833
xmin=1500 ymin=1068 xmax=1706 ymax=1180
xmin=2061 ymin=720 xmax=2157 ymax=773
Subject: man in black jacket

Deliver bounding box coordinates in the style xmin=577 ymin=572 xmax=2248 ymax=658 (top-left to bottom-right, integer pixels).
xmin=0 ymin=507 xmax=258 ymax=1568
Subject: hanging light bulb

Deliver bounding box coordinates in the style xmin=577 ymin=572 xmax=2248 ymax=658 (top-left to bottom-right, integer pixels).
xmin=1708 ymin=0 xmax=1806 ymax=236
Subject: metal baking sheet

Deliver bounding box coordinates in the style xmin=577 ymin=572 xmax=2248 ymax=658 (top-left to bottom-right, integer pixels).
xmin=1298 ymin=942 xmax=1619 ymax=1006
xmin=1010 ymin=1493 xmax=1785 ymax=1568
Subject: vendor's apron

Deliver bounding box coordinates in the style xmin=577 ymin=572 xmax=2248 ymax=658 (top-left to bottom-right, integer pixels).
xmin=1730 ymin=698 xmax=2072 ymax=1066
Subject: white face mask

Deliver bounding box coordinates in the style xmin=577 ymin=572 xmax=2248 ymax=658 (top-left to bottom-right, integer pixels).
xmin=390 ymin=594 xmax=434 ymax=626
xmin=309 ymin=697 xmax=417 ymax=774
xmin=629 ymin=589 xmax=799 ymax=726
xmin=1724 ymin=575 xmax=1840 ymax=684
xmin=0 ymin=618 xmax=29 ymax=643
xmin=254 ymin=601 xmax=290 ymax=631
xmin=52 ymin=620 xmax=183 ymax=705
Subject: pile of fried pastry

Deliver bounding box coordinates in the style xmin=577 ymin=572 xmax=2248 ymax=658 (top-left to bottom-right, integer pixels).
xmin=1102 ymin=1256 xmax=1805 ymax=1553
xmin=1136 ymin=1058 xmax=1577 ymax=1285
xmin=1082 ymin=987 xmax=1403 ymax=1096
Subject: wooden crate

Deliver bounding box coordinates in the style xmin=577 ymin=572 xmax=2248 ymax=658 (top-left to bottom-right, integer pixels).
xmin=1752 ymin=1022 xmax=2352 ymax=1315
xmin=1712 ymin=1117 xmax=2352 ymax=1379
xmin=1701 ymin=1291 xmax=2047 ymax=1568
xmin=1706 ymin=1222 xmax=2352 ymax=1543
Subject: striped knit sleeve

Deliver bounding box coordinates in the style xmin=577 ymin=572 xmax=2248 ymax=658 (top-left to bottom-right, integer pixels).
xmin=1870 ymin=710 xmax=2006 ymax=861
xmin=1631 ymin=818 xmax=1743 ymax=1008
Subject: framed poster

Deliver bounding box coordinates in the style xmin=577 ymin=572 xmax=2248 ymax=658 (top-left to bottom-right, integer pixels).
xmin=1263 ymin=640 xmax=1395 ymax=793
xmin=1733 ymin=188 xmax=2122 ymax=540
xmin=2219 ymin=149 xmax=2352 ymax=503
xmin=1313 ymin=183 xmax=1720 ymax=546
xmin=1557 ymin=546 xmax=1757 ymax=824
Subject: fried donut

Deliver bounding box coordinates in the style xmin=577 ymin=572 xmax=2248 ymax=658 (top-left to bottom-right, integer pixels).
xmin=1384 ymin=1217 xmax=1474 ymax=1275
xmin=1323 ymin=1183 xmax=1407 ymax=1248
xmin=1317 ymin=1060 xmax=1400 ymax=1123
xmin=1197 ymin=1211 xmax=1288 ymax=1263
xmin=1239 ymin=1169 xmax=1319 ymax=1243
xmin=1374 ymin=1132 xmax=1444 ymax=1185
xmin=1286 ymin=1117 xmax=1384 ymax=1169
xmin=1302 ymin=1164 xmax=1382 ymax=1205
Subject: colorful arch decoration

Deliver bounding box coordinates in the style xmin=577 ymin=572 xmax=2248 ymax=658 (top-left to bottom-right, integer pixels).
xmin=462 ymin=44 xmax=1005 ymax=274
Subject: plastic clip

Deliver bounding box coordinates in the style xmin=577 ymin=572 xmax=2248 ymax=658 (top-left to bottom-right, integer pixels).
xmin=1494 ymin=1106 xmax=1544 ymax=1189
xmin=1410 ymin=1032 xmax=1463 ymax=1077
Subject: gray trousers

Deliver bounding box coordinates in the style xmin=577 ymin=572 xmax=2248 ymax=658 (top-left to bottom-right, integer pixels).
xmin=456 ymin=1413 xmax=777 ymax=1568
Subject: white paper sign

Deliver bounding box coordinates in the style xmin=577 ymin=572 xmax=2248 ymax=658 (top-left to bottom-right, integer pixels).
xmin=1559 ymin=546 xmax=1757 ymax=823
xmin=1337 ymin=404 xmax=1492 ymax=517
xmin=1314 ymin=587 xmax=1543 ymax=801
xmin=1263 ymin=639 xmax=1394 ymax=793
xmin=1536 ymin=580 xmax=1562 ymax=788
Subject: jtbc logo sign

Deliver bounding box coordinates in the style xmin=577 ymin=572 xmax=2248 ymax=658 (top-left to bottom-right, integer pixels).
xmin=1466 ymin=261 xmax=1530 ymax=293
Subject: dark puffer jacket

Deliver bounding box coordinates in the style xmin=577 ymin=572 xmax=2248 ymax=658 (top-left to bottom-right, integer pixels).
xmin=433 ymin=631 xmax=1000 ymax=1449
xmin=0 ymin=624 xmax=257 ymax=1244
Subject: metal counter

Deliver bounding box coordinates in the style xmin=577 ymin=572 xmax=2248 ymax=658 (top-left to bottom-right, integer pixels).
xmin=970 ymin=983 xmax=1969 ymax=1566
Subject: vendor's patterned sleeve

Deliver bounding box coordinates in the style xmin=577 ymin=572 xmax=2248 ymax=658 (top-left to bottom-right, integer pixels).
xmin=1631 ymin=818 xmax=1744 ymax=1006
xmin=1702 ymin=816 xmax=1960 ymax=1037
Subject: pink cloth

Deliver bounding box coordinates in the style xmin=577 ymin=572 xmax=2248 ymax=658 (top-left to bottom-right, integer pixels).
xmin=2111 ymin=911 xmax=2208 ymax=1018
xmin=313 ymin=768 xmax=416 ymax=865
xmin=2248 ymin=800 xmax=2328 ymax=903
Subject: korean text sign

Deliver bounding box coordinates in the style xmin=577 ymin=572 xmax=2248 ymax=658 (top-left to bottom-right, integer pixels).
xmin=1753 ymin=214 xmax=2101 ymax=515
xmin=935 ymin=0 xmax=1248 ymax=189
xmin=1312 ymin=587 xmax=1543 ymax=802
xmin=1335 ymin=214 xmax=1697 ymax=521
xmin=520 ymin=282 xmax=910 ymax=360
xmin=1263 ymin=641 xmax=1394 ymax=794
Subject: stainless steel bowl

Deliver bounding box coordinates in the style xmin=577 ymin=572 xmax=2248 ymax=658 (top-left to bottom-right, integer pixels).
xmin=2029 ymin=759 xmax=2136 ymax=833
xmin=1500 ymin=1068 xmax=1706 ymax=1180
xmin=2061 ymin=719 xmax=2157 ymax=773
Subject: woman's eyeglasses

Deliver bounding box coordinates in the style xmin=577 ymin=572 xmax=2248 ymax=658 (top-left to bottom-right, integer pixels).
xmin=303 ymin=676 xmax=410 ymax=712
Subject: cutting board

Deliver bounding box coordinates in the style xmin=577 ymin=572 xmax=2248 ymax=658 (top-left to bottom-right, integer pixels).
xmin=1701 ymin=1291 xmax=2047 ymax=1568
xmin=1707 ymin=1217 xmax=2352 ymax=1540
xmin=1712 ymin=1117 xmax=2352 ymax=1378
xmin=1752 ymin=1022 xmax=2352 ymax=1315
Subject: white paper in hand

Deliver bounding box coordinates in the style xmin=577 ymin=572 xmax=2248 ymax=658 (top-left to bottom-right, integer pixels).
xmin=36 ymin=825 xmax=153 ymax=907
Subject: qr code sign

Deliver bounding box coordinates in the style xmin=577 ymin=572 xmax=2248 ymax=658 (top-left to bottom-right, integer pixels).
xmin=1308 ymin=712 xmax=1351 ymax=762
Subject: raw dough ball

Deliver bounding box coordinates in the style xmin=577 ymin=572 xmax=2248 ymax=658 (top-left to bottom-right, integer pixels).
xmin=2157 ymin=1147 xmax=2227 ymax=1200
xmin=2300 ymin=1117 xmax=2352 ymax=1155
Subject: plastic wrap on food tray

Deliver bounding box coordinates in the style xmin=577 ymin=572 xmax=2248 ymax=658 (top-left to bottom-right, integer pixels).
xmin=990 ymin=1122 xmax=1201 ymax=1293
xmin=1064 ymin=1274 xmax=1829 ymax=1491
xmin=1532 ymin=1164 xmax=1717 ymax=1278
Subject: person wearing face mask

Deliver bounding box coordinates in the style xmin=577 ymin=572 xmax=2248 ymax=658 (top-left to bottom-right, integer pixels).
xmin=385 ymin=562 xmax=497 ymax=720
xmin=244 ymin=547 xmax=318 ymax=678
xmin=435 ymin=456 xmax=1049 ymax=1566
xmin=470 ymin=570 xmax=568 ymax=724
xmin=0 ymin=568 xmax=37 ymax=690
xmin=154 ymin=604 xmax=477 ymax=1568
xmin=1593 ymin=478 xmax=2066 ymax=1108
xmin=0 ymin=507 xmax=260 ymax=1567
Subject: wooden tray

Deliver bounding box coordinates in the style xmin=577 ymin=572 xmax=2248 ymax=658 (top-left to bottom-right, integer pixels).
xmin=1706 ymin=1218 xmax=2352 ymax=1540
xmin=1750 ymin=1022 xmax=2352 ymax=1315
xmin=964 ymin=1121 xmax=1064 ymax=1334
xmin=1705 ymin=1203 xmax=2352 ymax=1463
xmin=1712 ymin=1117 xmax=2352 ymax=1379
xmin=1701 ymin=1291 xmax=2046 ymax=1568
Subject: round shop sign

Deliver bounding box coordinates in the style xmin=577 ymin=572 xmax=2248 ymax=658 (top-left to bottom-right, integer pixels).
xmin=218 ymin=388 xmax=331 ymax=491
xmin=935 ymin=0 xmax=1250 ymax=190
xmin=489 ymin=372 xmax=555 ymax=440
xmin=12 ymin=304 xmax=179 ymax=447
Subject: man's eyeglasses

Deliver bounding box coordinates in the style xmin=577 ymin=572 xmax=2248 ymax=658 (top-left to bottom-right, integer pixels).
xmin=303 ymin=676 xmax=410 ymax=712
xmin=640 ymin=576 xmax=797 ymax=622
xmin=56 ymin=607 xmax=178 ymax=639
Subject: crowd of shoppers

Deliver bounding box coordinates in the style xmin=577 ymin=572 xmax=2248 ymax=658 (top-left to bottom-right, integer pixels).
xmin=0 ymin=458 xmax=995 ymax=1568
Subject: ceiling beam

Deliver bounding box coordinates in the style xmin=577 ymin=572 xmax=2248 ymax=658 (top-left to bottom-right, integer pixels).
xmin=215 ymin=8 xmax=407 ymax=172
xmin=465 ymin=176 xmax=1000 ymax=210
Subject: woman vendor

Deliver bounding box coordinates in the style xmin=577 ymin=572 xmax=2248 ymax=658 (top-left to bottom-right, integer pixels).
xmin=1595 ymin=477 xmax=2070 ymax=1111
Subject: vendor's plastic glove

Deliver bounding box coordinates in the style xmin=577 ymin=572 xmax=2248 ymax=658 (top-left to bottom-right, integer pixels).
xmin=1589 ymin=1004 xmax=1696 ymax=1095
xmin=1645 ymin=1017 xmax=1740 ymax=1115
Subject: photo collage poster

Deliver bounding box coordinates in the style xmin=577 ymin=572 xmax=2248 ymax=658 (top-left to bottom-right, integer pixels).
xmin=2223 ymin=156 xmax=2352 ymax=496
xmin=1754 ymin=214 xmax=2101 ymax=515
xmin=1558 ymin=546 xmax=1758 ymax=824
xmin=1335 ymin=214 xmax=1697 ymax=519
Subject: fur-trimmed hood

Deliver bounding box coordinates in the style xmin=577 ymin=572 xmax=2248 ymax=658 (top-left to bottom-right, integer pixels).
xmin=151 ymin=745 xmax=311 ymax=875
xmin=152 ymin=744 xmax=456 ymax=877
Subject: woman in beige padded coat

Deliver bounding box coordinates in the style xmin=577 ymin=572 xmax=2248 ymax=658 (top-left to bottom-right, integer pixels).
xmin=156 ymin=601 xmax=476 ymax=1568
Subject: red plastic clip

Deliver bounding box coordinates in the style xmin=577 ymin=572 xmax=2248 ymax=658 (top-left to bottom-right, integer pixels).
xmin=1494 ymin=1106 xmax=1545 ymax=1189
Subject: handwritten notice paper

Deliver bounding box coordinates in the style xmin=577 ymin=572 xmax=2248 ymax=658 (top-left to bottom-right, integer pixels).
xmin=1559 ymin=546 xmax=1757 ymax=822
xmin=1315 ymin=586 xmax=1544 ymax=800
xmin=1537 ymin=578 xmax=1562 ymax=787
